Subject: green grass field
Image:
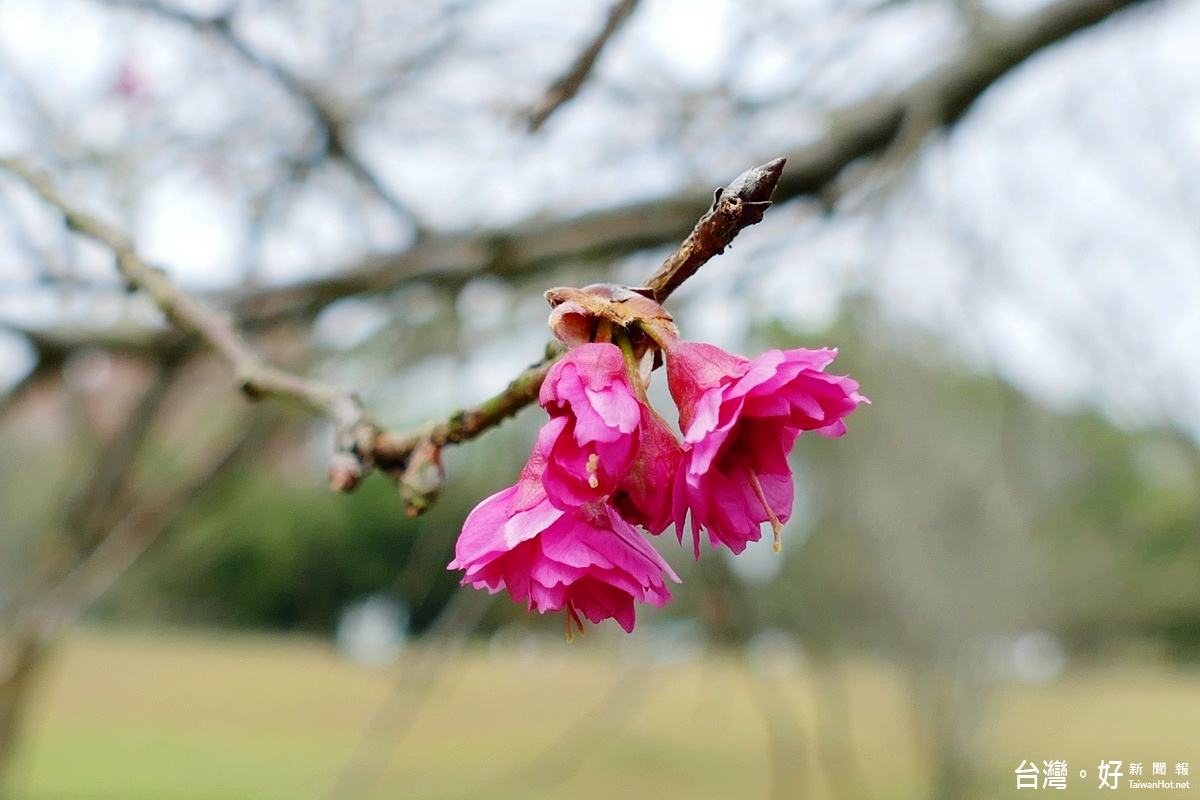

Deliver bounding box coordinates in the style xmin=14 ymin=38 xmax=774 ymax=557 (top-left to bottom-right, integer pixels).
xmin=10 ymin=628 xmax=1200 ymax=799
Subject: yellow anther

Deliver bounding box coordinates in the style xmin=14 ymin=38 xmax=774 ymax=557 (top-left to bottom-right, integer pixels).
xmin=586 ymin=453 xmax=600 ymax=489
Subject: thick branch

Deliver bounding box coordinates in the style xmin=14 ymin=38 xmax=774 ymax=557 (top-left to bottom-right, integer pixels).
xmin=230 ymin=197 xmax=702 ymax=326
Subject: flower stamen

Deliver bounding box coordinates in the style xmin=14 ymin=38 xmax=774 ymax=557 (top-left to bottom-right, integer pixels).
xmin=745 ymin=469 xmax=784 ymax=552
xmin=565 ymin=602 xmax=587 ymax=642
xmin=586 ymin=452 xmax=600 ymax=489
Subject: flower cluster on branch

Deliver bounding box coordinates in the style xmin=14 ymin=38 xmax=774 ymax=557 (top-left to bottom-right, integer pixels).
xmin=450 ymin=284 xmax=867 ymax=639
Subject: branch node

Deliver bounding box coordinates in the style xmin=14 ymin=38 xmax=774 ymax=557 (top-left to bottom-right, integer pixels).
xmin=237 ymin=373 xmax=265 ymax=400
xmin=398 ymin=437 xmax=445 ymax=517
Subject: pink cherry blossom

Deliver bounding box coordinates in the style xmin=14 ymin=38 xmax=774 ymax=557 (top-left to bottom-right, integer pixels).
xmin=537 ymin=343 xmax=642 ymax=504
xmin=662 ymin=336 xmax=867 ymax=557
xmin=448 ymin=453 xmax=678 ymax=638
xmin=537 ymin=342 xmax=681 ymax=533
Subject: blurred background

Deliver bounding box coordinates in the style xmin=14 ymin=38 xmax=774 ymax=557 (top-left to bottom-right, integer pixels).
xmin=2 ymin=0 xmax=1199 ymax=797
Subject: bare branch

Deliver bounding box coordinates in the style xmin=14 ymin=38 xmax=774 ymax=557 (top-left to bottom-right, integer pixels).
xmin=0 ymin=158 xmax=380 ymax=460
xmin=229 ymin=198 xmax=705 ymax=327
xmin=3 ymin=322 xmax=174 ymax=361
xmin=644 ymin=157 xmax=786 ymax=301
xmin=97 ymin=0 xmax=419 ymax=229
xmin=1 ymin=0 xmax=1151 ymax=509
xmin=525 ymin=0 xmax=640 ymax=133
xmin=224 ymin=0 xmax=1149 ymax=326
xmin=0 ymin=154 xmax=782 ymax=516
xmin=0 ymin=0 xmax=1140 ymax=521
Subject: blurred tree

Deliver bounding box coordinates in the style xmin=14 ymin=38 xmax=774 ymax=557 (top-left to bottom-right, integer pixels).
xmin=750 ymin=312 xmax=1200 ymax=798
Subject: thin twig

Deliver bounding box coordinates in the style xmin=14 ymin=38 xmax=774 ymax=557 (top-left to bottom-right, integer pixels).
xmin=526 ymin=0 xmax=640 ymax=132
xmin=97 ymin=0 xmax=420 ymax=230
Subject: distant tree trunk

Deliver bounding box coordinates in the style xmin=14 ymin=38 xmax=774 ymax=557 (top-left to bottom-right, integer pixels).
xmin=0 ymin=635 xmax=49 ymax=798
xmin=910 ymin=656 xmax=981 ymax=800
xmin=810 ymin=653 xmax=871 ymax=800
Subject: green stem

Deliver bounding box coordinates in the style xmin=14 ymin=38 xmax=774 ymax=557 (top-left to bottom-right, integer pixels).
xmin=614 ymin=329 xmax=651 ymax=404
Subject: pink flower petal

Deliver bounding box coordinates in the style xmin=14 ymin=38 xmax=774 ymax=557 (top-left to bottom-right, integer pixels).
xmin=449 ymin=448 xmax=676 ymax=633
xmin=663 ymin=339 xmax=866 ymax=557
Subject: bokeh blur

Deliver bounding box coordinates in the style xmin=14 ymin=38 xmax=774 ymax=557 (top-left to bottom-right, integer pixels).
xmin=2 ymin=0 xmax=1199 ymax=798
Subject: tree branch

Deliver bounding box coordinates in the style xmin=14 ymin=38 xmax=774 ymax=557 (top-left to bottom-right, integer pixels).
xmin=0 ymin=155 xmax=783 ymax=513
xmin=10 ymin=0 xmax=1146 ymax=350
xmin=0 ymin=158 xmax=380 ymax=467
xmin=97 ymin=0 xmax=419 ymax=229
xmin=525 ymin=0 xmax=640 ymax=133
xmin=0 ymin=0 xmax=1150 ymax=501
xmin=223 ymin=0 xmax=1149 ymax=326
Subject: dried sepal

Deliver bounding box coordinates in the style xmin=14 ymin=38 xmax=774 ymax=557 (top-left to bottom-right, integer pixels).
xmin=545 ymin=283 xmax=678 ymax=371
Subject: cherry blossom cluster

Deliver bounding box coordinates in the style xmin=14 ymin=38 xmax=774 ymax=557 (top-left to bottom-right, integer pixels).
xmin=448 ymin=285 xmax=867 ymax=639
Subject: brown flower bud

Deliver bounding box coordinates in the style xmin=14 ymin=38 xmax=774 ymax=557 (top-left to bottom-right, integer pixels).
xmin=329 ymin=452 xmax=364 ymax=493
